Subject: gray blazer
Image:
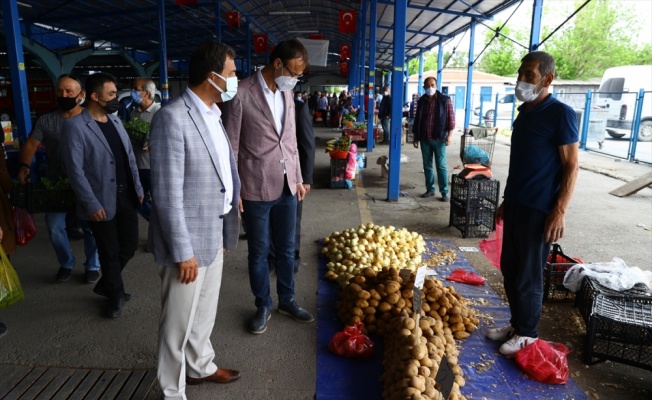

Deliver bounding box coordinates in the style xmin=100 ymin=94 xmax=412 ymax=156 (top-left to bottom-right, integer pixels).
xmin=147 ymin=90 xmax=241 ymax=268
xmin=61 ymin=109 xmax=143 ymax=221
xmin=221 ymin=72 xmax=302 ymax=202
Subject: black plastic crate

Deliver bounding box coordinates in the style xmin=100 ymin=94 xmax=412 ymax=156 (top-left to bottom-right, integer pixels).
xmin=543 ymin=244 xmax=582 ymax=302
xmin=575 ymin=277 xmax=652 ymax=371
xmin=449 ymin=199 xmax=496 ymax=238
xmin=450 ymin=174 xmax=500 ymax=207
xmin=330 ymin=157 xmax=352 ymax=189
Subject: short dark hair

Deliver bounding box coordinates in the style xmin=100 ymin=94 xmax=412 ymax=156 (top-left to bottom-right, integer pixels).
xmin=424 ymin=76 xmax=437 ymax=86
xmin=188 ymin=41 xmax=236 ymax=87
xmin=269 ymin=39 xmax=309 ymax=70
xmin=85 ymin=72 xmax=117 ymax=97
xmin=521 ymin=51 xmax=556 ymax=77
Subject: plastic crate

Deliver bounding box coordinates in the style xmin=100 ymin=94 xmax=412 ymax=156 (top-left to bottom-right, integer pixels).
xmin=448 ymin=174 xmax=499 ymax=238
xmin=450 ymin=174 xmax=500 ymax=206
xmin=330 ymin=157 xmax=352 ymax=189
xmin=575 ymin=277 xmax=652 ymax=371
xmin=543 ymin=244 xmax=581 ymax=302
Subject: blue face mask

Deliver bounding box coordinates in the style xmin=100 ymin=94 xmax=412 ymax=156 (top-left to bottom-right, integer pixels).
xmin=131 ymin=90 xmax=143 ymax=104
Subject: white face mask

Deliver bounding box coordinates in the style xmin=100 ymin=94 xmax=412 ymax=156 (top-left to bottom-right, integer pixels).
xmin=515 ymin=78 xmax=544 ymax=103
xmin=425 ymin=87 xmax=436 ymax=96
xmin=208 ymin=72 xmax=238 ymax=102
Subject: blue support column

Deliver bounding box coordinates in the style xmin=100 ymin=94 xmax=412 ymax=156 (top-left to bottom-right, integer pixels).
xmin=387 ymin=71 xmax=391 ymax=88
xmin=629 ymin=89 xmax=645 ymax=161
xmin=357 ymin=3 xmax=366 ymax=122
xmin=2 ymin=0 xmax=32 ymax=143
xmin=580 ymin=90 xmax=592 ymax=150
xmin=387 ymin=0 xmax=407 ymax=202
xmin=157 ymin=0 xmax=169 ymax=104
xmin=246 ymin=22 xmax=252 ymax=77
xmin=404 ymin=61 xmax=409 ymax=103
xmin=437 ymin=42 xmax=444 ymax=91
xmin=215 ymin=1 xmax=222 ymax=42
xmin=530 ymin=0 xmax=543 ymax=51
xmin=463 ymin=19 xmax=477 ymax=130
xmin=366 ymin=0 xmax=378 ymax=151
xmin=417 ymin=51 xmax=424 ymax=95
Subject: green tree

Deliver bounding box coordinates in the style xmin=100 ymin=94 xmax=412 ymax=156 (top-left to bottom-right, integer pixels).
xmin=408 ymin=50 xmax=439 ymax=75
xmin=477 ymin=23 xmax=526 ymax=76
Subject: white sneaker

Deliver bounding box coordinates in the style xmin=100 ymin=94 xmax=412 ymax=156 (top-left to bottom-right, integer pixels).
xmin=499 ymin=334 xmax=537 ymax=356
xmin=486 ymin=325 xmax=515 ymax=341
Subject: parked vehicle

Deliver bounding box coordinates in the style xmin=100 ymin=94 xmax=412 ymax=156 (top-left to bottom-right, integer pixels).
xmin=594 ymin=65 xmax=652 ymax=142
xmin=0 ymin=79 xmax=57 ymax=122
xmin=473 ymin=93 xmax=517 ymax=120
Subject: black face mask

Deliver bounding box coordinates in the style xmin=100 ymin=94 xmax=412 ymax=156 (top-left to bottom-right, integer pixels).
xmin=99 ymin=97 xmax=120 ymax=114
xmin=56 ymin=96 xmax=79 ymax=111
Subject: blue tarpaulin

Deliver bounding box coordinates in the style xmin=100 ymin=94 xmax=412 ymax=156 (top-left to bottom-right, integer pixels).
xmin=316 ymin=238 xmax=587 ymax=400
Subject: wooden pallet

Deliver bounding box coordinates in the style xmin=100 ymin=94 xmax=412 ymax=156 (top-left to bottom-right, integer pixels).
xmin=0 ymin=365 xmax=155 ymax=400
xmin=609 ymin=171 xmax=652 ymax=197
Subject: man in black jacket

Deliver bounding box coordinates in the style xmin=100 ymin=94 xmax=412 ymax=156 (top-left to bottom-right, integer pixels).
xmin=378 ymin=86 xmax=392 ymax=143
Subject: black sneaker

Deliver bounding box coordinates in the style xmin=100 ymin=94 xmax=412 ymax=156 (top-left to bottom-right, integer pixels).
xmin=420 ymin=191 xmax=435 ymax=198
xmin=278 ymin=301 xmax=314 ymax=323
xmin=84 ymin=270 xmax=101 ymax=284
xmin=440 ymin=194 xmax=450 ymax=202
xmin=56 ymin=268 xmax=72 ymax=282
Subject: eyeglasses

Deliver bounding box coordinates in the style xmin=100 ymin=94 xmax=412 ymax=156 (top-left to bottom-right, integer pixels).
xmin=283 ymin=65 xmax=303 ymax=79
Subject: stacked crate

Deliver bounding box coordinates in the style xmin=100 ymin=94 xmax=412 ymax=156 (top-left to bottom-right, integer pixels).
xmin=449 ymin=174 xmax=500 ymax=238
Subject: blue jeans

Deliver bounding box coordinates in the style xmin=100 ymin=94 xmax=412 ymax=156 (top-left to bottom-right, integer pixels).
xmin=243 ymin=188 xmax=297 ymax=308
xmin=500 ymin=203 xmax=551 ymax=338
xmin=138 ymin=169 xmax=151 ymax=221
xmin=419 ymin=139 xmax=449 ymax=195
xmin=381 ymin=118 xmax=391 ymax=142
xmin=45 ymin=212 xmax=99 ymax=271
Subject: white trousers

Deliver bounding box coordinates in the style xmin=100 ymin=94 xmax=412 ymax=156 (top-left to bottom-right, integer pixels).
xmin=157 ymin=251 xmax=224 ymax=400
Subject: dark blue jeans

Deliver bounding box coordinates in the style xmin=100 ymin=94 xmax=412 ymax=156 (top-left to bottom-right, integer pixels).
xmin=243 ymin=187 xmax=297 ymax=308
xmin=500 ymin=203 xmax=551 ymax=338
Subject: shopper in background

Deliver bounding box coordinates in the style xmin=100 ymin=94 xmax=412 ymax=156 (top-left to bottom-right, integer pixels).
xmin=61 ymin=72 xmax=144 ymax=319
xmin=412 ymin=76 xmax=455 ymax=201
xmin=378 ymin=86 xmax=392 ymax=143
xmin=487 ymin=51 xmax=579 ymax=356
xmin=129 ymin=77 xmax=161 ymax=222
xmin=148 ymin=40 xmax=241 ymax=400
xmin=221 ymin=39 xmax=314 ymax=335
xmin=17 ymin=74 xmax=100 ymax=284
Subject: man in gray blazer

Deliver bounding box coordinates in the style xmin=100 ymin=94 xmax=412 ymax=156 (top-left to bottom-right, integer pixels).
xmin=221 ymin=39 xmax=314 ymax=335
xmin=61 ymin=72 xmax=143 ymax=319
xmin=148 ymin=41 xmax=241 ymax=400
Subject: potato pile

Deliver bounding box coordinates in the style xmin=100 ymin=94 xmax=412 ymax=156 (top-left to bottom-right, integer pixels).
xmin=322 ymin=223 xmax=426 ymax=287
xmin=383 ymin=311 xmax=467 ymax=400
xmin=336 ymin=266 xmax=479 ymax=338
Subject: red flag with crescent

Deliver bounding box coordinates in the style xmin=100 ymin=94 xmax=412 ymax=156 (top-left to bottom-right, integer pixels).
xmin=340 ymin=44 xmax=351 ymax=59
xmin=340 ymin=60 xmax=349 ymax=77
xmin=338 ymin=10 xmax=356 ymax=33
xmin=253 ymin=33 xmax=268 ymax=53
xmin=226 ymin=11 xmax=240 ymax=29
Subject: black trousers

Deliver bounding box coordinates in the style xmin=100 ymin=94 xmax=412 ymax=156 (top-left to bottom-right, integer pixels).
xmin=88 ymin=191 xmax=139 ymax=299
xmin=268 ymin=196 xmax=303 ymax=272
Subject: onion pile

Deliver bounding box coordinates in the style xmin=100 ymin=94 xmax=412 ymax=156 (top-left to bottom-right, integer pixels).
xmin=322 ymin=223 xmax=426 ymax=287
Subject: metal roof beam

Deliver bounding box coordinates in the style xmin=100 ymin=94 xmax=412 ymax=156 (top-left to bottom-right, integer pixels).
xmin=376 ymin=24 xmax=450 ymax=38
xmin=376 ymin=0 xmax=492 ymax=20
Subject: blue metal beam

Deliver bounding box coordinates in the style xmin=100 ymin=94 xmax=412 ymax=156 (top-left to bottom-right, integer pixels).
xmin=158 ymin=0 xmax=169 ymax=104
xmin=437 ymin=42 xmax=444 ymax=91
xmin=215 ymin=1 xmax=222 ymax=42
xmin=377 ymin=0 xmax=492 ymax=19
xmin=463 ymin=19 xmax=477 ymax=129
xmin=366 ymin=0 xmax=378 ymax=152
xmin=530 ymin=0 xmax=544 ymax=51
xmin=417 ymin=51 xmax=424 ymax=95
xmin=376 ymin=24 xmax=449 ymax=38
xmin=357 ymin=4 xmax=367 ymax=123
xmin=387 ymin=0 xmax=407 ymax=202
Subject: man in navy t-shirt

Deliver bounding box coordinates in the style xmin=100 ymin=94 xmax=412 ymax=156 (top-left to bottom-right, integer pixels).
xmin=486 ymin=51 xmax=579 ymax=356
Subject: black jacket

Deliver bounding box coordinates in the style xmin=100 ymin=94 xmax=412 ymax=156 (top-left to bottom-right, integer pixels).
xmin=295 ymin=100 xmax=315 ymax=185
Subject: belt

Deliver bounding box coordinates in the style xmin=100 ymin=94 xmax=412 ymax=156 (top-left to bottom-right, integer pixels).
xmin=116 ymin=184 xmax=127 ymax=193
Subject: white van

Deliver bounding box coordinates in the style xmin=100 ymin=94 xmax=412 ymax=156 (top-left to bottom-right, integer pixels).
xmin=595 ymin=65 xmax=652 ymax=142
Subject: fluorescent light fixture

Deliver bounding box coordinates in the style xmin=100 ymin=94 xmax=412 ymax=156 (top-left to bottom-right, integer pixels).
xmin=17 ymin=2 xmax=32 ymax=8
xmin=150 ymin=40 xmax=159 ymax=44
xmin=269 ymin=11 xmax=311 ymax=15
xmin=288 ymin=30 xmax=319 ymax=33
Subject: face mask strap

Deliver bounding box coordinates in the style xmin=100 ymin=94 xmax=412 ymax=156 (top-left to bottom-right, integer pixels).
xmin=208 ymin=73 xmax=226 ymax=94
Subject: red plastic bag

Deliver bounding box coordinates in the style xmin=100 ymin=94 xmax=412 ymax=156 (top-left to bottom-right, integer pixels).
xmin=479 ymin=220 xmax=502 ymax=270
xmin=328 ymin=322 xmax=375 ymax=359
xmin=13 ymin=208 xmax=37 ymax=246
xmin=515 ymin=339 xmax=570 ymax=385
xmin=446 ymin=268 xmax=486 ymax=285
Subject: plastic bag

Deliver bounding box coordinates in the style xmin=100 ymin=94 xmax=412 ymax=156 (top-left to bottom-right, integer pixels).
xmin=479 ymin=220 xmax=502 ymax=270
xmin=12 ymin=208 xmax=37 ymax=246
xmin=446 ymin=268 xmax=486 ymax=285
xmin=515 ymin=339 xmax=570 ymax=385
xmin=0 ymin=245 xmax=25 ymax=309
xmin=328 ymin=322 xmax=375 ymax=359
xmin=563 ymin=258 xmax=651 ymax=292
xmin=346 ymin=143 xmax=358 ymax=180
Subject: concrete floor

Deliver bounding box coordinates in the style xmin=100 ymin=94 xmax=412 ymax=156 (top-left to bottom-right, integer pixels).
xmin=1 ymin=124 xmax=651 ymax=399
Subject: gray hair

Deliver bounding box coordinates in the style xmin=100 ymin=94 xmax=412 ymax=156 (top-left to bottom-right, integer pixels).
xmin=521 ymin=51 xmax=556 ymax=77
xmin=140 ymin=78 xmax=156 ymax=100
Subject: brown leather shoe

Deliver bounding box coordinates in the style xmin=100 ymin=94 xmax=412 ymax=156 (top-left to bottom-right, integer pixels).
xmin=186 ymin=368 xmax=241 ymax=385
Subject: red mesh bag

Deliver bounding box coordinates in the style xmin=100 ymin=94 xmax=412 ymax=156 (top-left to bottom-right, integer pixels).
xmin=13 ymin=208 xmax=37 ymax=246
xmin=328 ymin=322 xmax=375 ymax=359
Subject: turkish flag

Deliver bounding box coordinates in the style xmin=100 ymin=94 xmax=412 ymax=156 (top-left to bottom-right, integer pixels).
xmin=226 ymin=11 xmax=240 ymax=29
xmin=340 ymin=60 xmax=349 ymax=77
xmin=253 ymin=34 xmax=268 ymax=53
xmin=340 ymin=44 xmax=351 ymax=59
xmin=338 ymin=10 xmax=356 ymax=33
xmin=174 ymin=0 xmax=198 ymax=5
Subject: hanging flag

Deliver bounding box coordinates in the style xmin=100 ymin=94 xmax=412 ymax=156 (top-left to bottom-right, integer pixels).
xmin=340 ymin=44 xmax=351 ymax=59
xmin=308 ymin=34 xmax=324 ymax=40
xmin=338 ymin=10 xmax=356 ymax=33
xmin=340 ymin=60 xmax=349 ymax=78
xmin=253 ymin=33 xmax=268 ymax=53
xmin=174 ymin=0 xmax=198 ymax=5
xmin=225 ymin=11 xmax=240 ymax=29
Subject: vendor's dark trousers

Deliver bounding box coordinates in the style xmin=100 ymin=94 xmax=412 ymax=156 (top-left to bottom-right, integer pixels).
xmin=268 ymin=199 xmax=303 ymax=273
xmin=88 ymin=191 xmax=139 ymax=300
xmin=500 ymin=203 xmax=550 ymax=338
xmin=243 ymin=185 xmax=297 ymax=309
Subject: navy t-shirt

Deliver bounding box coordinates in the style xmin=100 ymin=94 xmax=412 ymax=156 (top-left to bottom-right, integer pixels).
xmin=504 ymin=95 xmax=578 ymax=214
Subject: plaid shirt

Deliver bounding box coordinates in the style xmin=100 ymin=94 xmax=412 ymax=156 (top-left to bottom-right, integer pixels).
xmin=414 ymin=94 xmax=455 ymax=141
